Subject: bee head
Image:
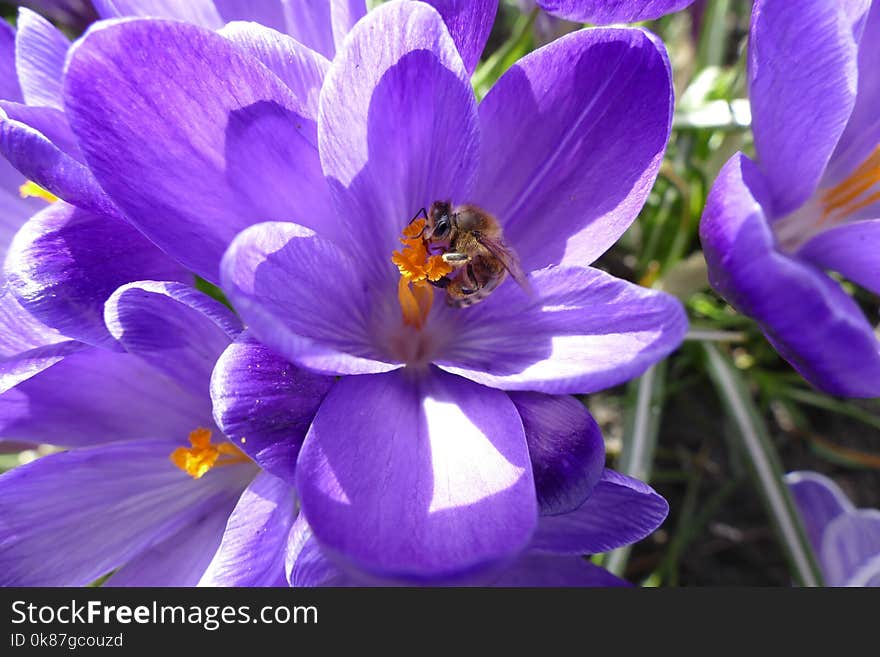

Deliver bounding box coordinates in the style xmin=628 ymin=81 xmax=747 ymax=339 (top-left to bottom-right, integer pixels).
xmin=428 ymin=200 xmax=454 ymax=240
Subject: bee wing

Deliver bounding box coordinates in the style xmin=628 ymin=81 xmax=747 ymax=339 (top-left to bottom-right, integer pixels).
xmin=476 ymin=235 xmax=533 ymax=297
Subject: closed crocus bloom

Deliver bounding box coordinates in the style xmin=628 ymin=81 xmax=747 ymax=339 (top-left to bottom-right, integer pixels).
xmin=536 ymin=0 xmax=697 ymax=24
xmin=700 ymin=0 xmax=880 ymax=397
xmin=0 ymin=281 xmax=330 ymax=586
xmin=787 ymin=472 xmax=880 ymax=586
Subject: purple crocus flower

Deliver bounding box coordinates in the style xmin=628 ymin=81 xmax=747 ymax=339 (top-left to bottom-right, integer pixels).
xmin=201 ymin=1 xmax=684 ymax=582
xmin=536 ymin=0 xmax=697 ymax=24
xmin=0 ymin=281 xmax=325 ymax=586
xmin=700 ymin=0 xmax=880 ymax=397
xmin=285 ymin=465 xmax=669 ymax=587
xmin=787 ymin=471 xmax=880 ymax=587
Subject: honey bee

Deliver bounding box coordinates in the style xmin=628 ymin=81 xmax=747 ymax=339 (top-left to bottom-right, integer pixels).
xmin=411 ymin=201 xmax=530 ymax=307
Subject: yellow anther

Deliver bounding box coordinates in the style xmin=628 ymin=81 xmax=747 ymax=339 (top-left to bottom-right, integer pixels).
xmin=170 ymin=427 xmax=249 ymax=479
xmin=19 ymin=181 xmax=58 ymax=204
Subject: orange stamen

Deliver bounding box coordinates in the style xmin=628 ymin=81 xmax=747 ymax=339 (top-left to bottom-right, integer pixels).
xmin=170 ymin=427 xmax=249 ymax=479
xmin=391 ymin=218 xmax=452 ymax=328
xmin=820 ymin=144 xmax=880 ymax=224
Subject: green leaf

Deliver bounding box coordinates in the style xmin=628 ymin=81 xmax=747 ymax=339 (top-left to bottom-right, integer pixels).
xmin=702 ymin=344 xmax=824 ymax=587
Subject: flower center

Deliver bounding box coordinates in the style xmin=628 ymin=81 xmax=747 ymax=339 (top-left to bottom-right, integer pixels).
xmin=18 ymin=181 xmax=58 ymax=204
xmin=819 ymin=144 xmax=880 ymax=225
xmin=391 ymin=218 xmax=452 ymax=329
xmin=170 ymin=427 xmax=249 ymax=479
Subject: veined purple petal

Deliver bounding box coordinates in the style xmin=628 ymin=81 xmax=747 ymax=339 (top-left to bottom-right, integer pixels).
xmin=798 ymin=219 xmax=880 ymax=296
xmin=474 ymin=27 xmax=672 ymax=270
xmin=92 ymin=0 xmax=224 ymax=28
xmin=297 ymin=368 xmax=537 ymax=581
xmin=328 ymin=0 xmax=368 ymax=54
xmin=489 ymin=554 xmax=628 ymax=587
xmin=105 ymin=281 xmax=241 ymax=400
xmin=510 ymin=391 xmax=605 ymax=515
xmin=287 ymin=515 xmax=362 ymax=587
xmin=213 ymin=0 xmax=288 ymax=33
xmin=221 ymin=221 xmax=399 ymax=376
xmin=537 ymin=0 xmax=696 ymax=24
xmin=700 ymin=153 xmax=880 ymax=397
xmin=318 ymin=0 xmax=480 ymax=267
xmin=749 ymin=0 xmax=864 ymax=217
xmin=0 ymin=20 xmax=23 ymax=102
xmin=785 ymin=471 xmax=854 ymax=556
xmin=0 ymin=105 xmax=112 ymax=214
xmin=426 ymin=0 xmax=497 ymax=75
xmin=211 ymin=333 xmax=334 ymax=484
xmin=0 ymin=439 xmax=252 ymax=586
xmin=821 ymin=510 xmax=880 ymax=587
xmin=0 ymin=101 xmax=81 ymax=162
xmin=220 ymin=21 xmax=330 ymax=119
xmin=827 ymin=0 xmax=880 ymax=185
xmin=282 ymin=0 xmax=335 ymax=59
xmin=0 ymin=346 xmax=207 ymax=447
xmin=15 ymin=8 xmax=69 ymax=110
xmin=4 ymin=202 xmax=188 ymax=347
xmin=65 ymin=18 xmax=329 ymax=283
xmin=105 ymin=503 xmax=234 ymax=586
xmin=530 ymin=469 xmax=668 ymax=555
xmin=437 ymin=265 xmax=687 ymax=395
xmin=0 ymin=332 xmax=80 ymax=394
xmin=0 ymin=155 xmax=43 ymax=253
xmin=200 ymin=472 xmax=296 ymax=587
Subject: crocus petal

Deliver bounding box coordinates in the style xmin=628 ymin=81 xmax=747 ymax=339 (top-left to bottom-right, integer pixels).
xmin=297 ymin=368 xmax=537 ymax=581
xmin=287 ymin=516 xmax=362 ymax=587
xmin=537 ymin=0 xmax=695 ymax=24
xmin=65 ymin=18 xmax=329 ymax=283
xmin=798 ymin=219 xmax=880 ymax=296
xmin=700 ymin=153 xmax=880 ymax=397
xmin=827 ymin=1 xmax=880 ymax=185
xmin=105 ymin=504 xmax=233 ymax=586
xmin=282 ymin=0 xmax=335 ymax=59
xmin=0 ymin=20 xmax=23 ymax=102
xmin=0 ymin=105 xmax=112 ymax=213
xmin=426 ymin=0 xmax=497 ymax=75
xmin=490 ymin=554 xmax=628 ymax=587
xmin=847 ymin=554 xmax=880 ymax=587
xmin=0 ymin=439 xmax=252 ymax=586
xmin=213 ymin=0 xmax=288 ymax=33
xmin=749 ymin=0 xmax=863 ymax=217
xmin=4 ymin=202 xmax=188 ymax=347
xmin=221 ymin=221 xmax=399 ymax=376
xmin=530 ymin=469 xmax=669 ymax=555
xmin=211 ymin=332 xmax=335 ymax=484
xmin=0 ymin=155 xmax=43 ymax=251
xmin=15 ymin=8 xmax=69 ymax=110
xmin=0 ymin=101 xmax=81 ymax=161
xmin=474 ymin=27 xmax=671 ymax=270
xmin=821 ymin=510 xmax=880 ymax=587
xmin=329 ymin=0 xmax=368 ymax=53
xmin=510 ymin=391 xmax=605 ymax=515
xmin=92 ymin=0 xmax=223 ymax=28
xmin=220 ymin=21 xmax=330 ymax=119
xmin=105 ymin=281 xmax=241 ymax=402
xmin=0 ymin=346 xmax=206 ymax=447
xmin=318 ymin=0 xmax=479 ymax=266
xmin=0 ymin=288 xmax=65 ymax=361
xmin=199 ymin=472 xmax=296 ymax=587
xmin=785 ymin=471 xmax=854 ymax=556
xmin=437 ymin=266 xmax=687 ymax=395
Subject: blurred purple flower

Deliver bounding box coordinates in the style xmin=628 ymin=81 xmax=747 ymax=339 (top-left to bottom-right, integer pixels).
xmin=0 ymin=281 xmax=329 ymax=586
xmin=536 ymin=0 xmax=697 ymax=24
xmin=17 ymin=0 xmax=98 ymax=33
xmin=787 ymin=471 xmax=880 ymax=587
xmin=700 ymin=0 xmax=880 ymax=397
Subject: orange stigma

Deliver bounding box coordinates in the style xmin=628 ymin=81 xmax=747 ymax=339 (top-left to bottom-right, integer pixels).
xmin=170 ymin=428 xmax=249 ymax=479
xmin=391 ymin=218 xmax=452 ymax=329
xmin=819 ymin=144 xmax=880 ymax=224
xmin=19 ymin=181 xmax=58 ymax=204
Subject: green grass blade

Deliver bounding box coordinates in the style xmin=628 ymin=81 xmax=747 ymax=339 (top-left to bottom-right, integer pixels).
xmin=703 ymin=344 xmax=824 ymax=587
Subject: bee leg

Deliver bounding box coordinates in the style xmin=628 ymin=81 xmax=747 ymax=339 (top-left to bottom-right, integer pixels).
xmin=459 ymin=264 xmax=480 ymax=295
xmin=441 ymin=252 xmax=471 ymax=266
